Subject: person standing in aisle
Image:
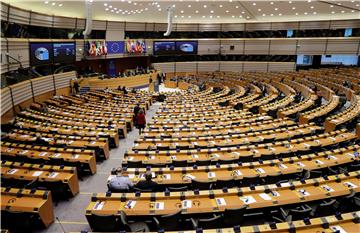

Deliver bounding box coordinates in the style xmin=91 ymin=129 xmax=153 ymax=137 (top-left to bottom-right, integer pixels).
xmin=133 ymin=103 xmax=140 ymax=127
xmin=137 ymin=109 xmax=146 ymax=134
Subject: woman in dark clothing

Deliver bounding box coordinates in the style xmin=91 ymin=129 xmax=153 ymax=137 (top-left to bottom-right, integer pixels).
xmin=137 ymin=109 xmax=146 ymax=134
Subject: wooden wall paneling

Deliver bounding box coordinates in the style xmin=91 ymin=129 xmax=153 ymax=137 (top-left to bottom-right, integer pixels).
xmin=326 ymin=38 xmax=360 ymax=54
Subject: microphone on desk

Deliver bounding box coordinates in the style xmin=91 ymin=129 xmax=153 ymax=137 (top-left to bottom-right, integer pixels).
xmin=56 ymin=216 xmax=66 ymax=233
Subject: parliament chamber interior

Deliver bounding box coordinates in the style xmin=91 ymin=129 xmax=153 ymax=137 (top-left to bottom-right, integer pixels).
xmin=1 ymin=0 xmax=360 ymax=233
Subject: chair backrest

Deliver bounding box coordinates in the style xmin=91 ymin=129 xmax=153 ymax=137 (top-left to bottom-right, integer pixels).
xmin=159 ymin=210 xmax=182 ymax=231
xmin=197 ymin=214 xmax=223 ymax=229
xmin=168 ymin=186 xmax=188 ymax=191
xmin=89 ymin=213 xmax=120 ymax=232
xmin=314 ymin=199 xmax=336 ymax=217
xmin=192 ymin=179 xmax=212 ymax=190
xmin=289 ymin=206 xmax=312 ymax=221
xmin=173 ymin=160 xmax=188 ymax=167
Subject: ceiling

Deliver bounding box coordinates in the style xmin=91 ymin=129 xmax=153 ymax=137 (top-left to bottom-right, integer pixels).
xmin=6 ymin=0 xmax=360 ymax=24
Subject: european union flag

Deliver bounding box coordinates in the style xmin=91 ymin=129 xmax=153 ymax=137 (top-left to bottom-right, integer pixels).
xmin=107 ymin=41 xmax=125 ymax=54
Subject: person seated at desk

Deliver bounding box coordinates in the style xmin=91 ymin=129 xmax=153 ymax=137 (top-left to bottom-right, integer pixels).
xmin=135 ymin=171 xmax=157 ymax=191
xmin=108 ymin=168 xmax=134 ymax=192
xmin=33 ymin=133 xmax=50 ymax=146
xmin=122 ymin=86 xmax=128 ymax=94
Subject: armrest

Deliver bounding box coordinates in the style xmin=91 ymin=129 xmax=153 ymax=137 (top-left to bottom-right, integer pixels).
xmin=280 ymin=207 xmax=288 ymax=219
xmin=190 ymin=218 xmax=198 ymax=230
xmin=152 ymin=216 xmax=160 ymax=228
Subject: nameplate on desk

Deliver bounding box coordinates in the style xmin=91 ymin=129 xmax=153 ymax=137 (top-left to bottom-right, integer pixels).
xmin=233 ymin=170 xmax=242 ymax=176
xmin=20 ymin=150 xmax=29 ymax=155
xmin=125 ymin=200 xmax=136 ymax=209
xmin=192 ymin=154 xmax=199 ymax=159
xmin=315 ymin=160 xmax=324 ymax=165
xmin=53 ymin=153 xmax=61 ymax=158
xmin=128 ymin=174 xmax=135 ymax=179
xmin=7 ymin=169 xmax=18 ymax=174
xmin=90 ymin=141 xmax=96 ymax=145
xmin=128 ymin=157 xmax=134 ymax=161
xmin=239 ymin=196 xmax=256 ymax=204
xmin=215 ymin=198 xmax=226 ymax=206
xmin=68 ymin=140 xmax=74 ymax=144
xmin=278 ymin=163 xmax=288 ymax=169
xmin=153 ymin=202 xmax=164 ymax=210
xmin=72 ymin=154 xmax=80 ymax=159
xmin=182 ymin=200 xmax=192 ymax=209
xmin=211 ymin=154 xmax=220 ymax=158
xmin=6 ymin=148 xmax=14 ymax=152
xmin=170 ymin=156 xmax=177 ymax=160
xmin=32 ymin=171 xmax=43 ymax=177
xmin=93 ymin=201 xmax=105 ymax=210
xmin=162 ymin=174 xmax=171 ymax=180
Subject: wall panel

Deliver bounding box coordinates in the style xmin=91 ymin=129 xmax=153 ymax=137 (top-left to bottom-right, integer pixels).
xmin=244 ymin=40 xmax=270 ymax=55
xmin=107 ymin=21 xmax=125 ymax=31
xmin=221 ymin=24 xmax=245 ymax=32
xmin=198 ymin=40 xmax=220 ymax=55
xmin=10 ymin=80 xmax=32 ymax=105
xmin=0 ymin=87 xmax=12 ymax=116
xmin=198 ymin=62 xmax=220 ymax=72
xmin=53 ymin=16 xmax=76 ymax=29
xmin=1 ymin=2 xmax=9 ymax=22
xmin=54 ymin=71 xmax=76 ymax=89
xmin=221 ymin=40 xmax=244 ymax=55
xmin=219 ymin=61 xmax=244 ymax=72
xmin=176 ymin=23 xmax=198 ymax=32
xmin=199 ymin=24 xmax=221 ymax=32
xmin=30 ymin=12 xmax=53 ymax=27
xmin=268 ymin=62 xmax=296 ymax=72
xmin=297 ymin=39 xmax=327 ymax=55
xmin=32 ymin=75 xmax=55 ymax=96
xmin=175 ymin=62 xmax=197 ymax=72
xmin=326 ymin=38 xmax=360 ymax=54
xmin=270 ymin=39 xmax=297 ymax=55
xmin=299 ymin=21 xmax=330 ymax=30
xmin=8 ymin=6 xmax=29 ymax=25
xmin=92 ymin=20 xmax=107 ymax=30
xmin=330 ymin=20 xmax=360 ymax=29
xmin=246 ymin=23 xmax=271 ymax=31
xmin=243 ymin=62 xmax=267 ymax=72
xmin=153 ymin=62 xmax=175 ymax=73
xmin=7 ymin=39 xmax=29 ymax=71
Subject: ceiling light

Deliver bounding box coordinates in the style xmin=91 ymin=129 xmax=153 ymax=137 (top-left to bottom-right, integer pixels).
xmin=292 ymin=7 xmax=296 ymax=10
xmin=295 ymin=12 xmax=299 ymax=15
xmin=172 ymin=4 xmax=176 ymax=7
xmin=356 ymin=4 xmax=359 ymax=7
xmin=195 ymin=10 xmax=199 ymax=13
xmin=51 ymin=2 xmax=56 ymax=6
xmin=241 ymin=11 xmax=245 ymax=14
xmin=252 ymin=3 xmax=256 ymax=6
xmin=270 ymin=13 xmax=274 ymax=16
xmin=116 ymin=11 xmax=119 ymax=14
xmin=275 ymin=8 xmax=278 ymax=11
xmin=239 ymin=15 xmax=242 ymax=18
xmin=203 ymin=5 xmax=207 ymax=8
xmin=232 ymin=15 xmax=235 ymax=18
xmin=181 ymin=15 xmax=184 ymax=18
xmin=351 ymin=10 xmax=355 ymax=12
xmin=270 ymin=2 xmax=274 ymax=5
xmin=258 ymin=9 xmax=261 ymax=11
xmin=262 ymin=13 xmax=266 ymax=16
xmin=111 ymin=9 xmax=114 ymax=12
xmin=313 ymin=12 xmax=317 ymax=14
xmin=226 ymin=10 xmax=229 ymax=13
xmin=156 ymin=5 xmax=160 ymax=8
xmin=210 ymin=10 xmax=214 ymax=13
xmin=188 ymin=15 xmax=191 ymax=18
xmin=202 ymin=15 xmax=205 ymax=18
xmin=158 ymin=8 xmax=161 ymax=11
xmin=105 ymin=8 xmax=109 ymax=11
xmin=304 ymin=12 xmax=308 ymax=15
xmin=133 ymin=2 xmax=137 ymax=5
xmin=104 ymin=3 xmax=107 ymax=6
xmin=128 ymin=0 xmax=131 ymax=3
xmin=330 ymin=5 xmax=334 ymax=7
xmin=308 ymin=0 xmax=311 ymax=2
xmin=331 ymin=11 xmax=335 ymax=14
xmin=209 ymin=15 xmax=213 ymax=18
xmin=279 ymin=13 xmax=282 ymax=16
xmin=289 ymin=1 xmax=292 ymax=3
xmin=58 ymin=3 xmax=62 ymax=7
xmin=174 ymin=15 xmax=178 ymax=18
xmin=145 ymin=8 xmax=148 ymax=10
xmin=246 ymin=16 xmax=250 ymax=19
xmin=341 ymin=10 xmax=345 ymax=13
xmin=235 ymin=6 xmax=239 ymax=8
xmin=114 ymin=7 xmax=117 ymax=10
xmin=219 ymin=4 xmax=223 ymax=7
xmin=310 ymin=6 xmax=314 ymax=9
xmin=188 ymin=4 xmax=191 ymax=7
xmin=44 ymin=1 xmax=49 ymax=4
xmin=109 ymin=5 xmax=112 ymax=8
xmin=180 ymin=10 xmax=184 ymax=13
xmin=229 ymin=0 xmax=233 ymax=2
xmin=217 ymin=15 xmax=220 ymax=18
xmin=337 ymin=3 xmax=342 ymax=5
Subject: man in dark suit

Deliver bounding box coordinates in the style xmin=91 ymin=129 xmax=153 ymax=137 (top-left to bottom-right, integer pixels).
xmin=136 ymin=171 xmax=157 ymax=191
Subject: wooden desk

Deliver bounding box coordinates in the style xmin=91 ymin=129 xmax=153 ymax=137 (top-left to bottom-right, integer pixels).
xmin=1 ymin=161 xmax=79 ymax=196
xmin=1 ymin=187 xmax=54 ymax=228
xmin=86 ymin=172 xmax=359 ymax=217
xmin=1 ymin=142 xmax=97 ymax=174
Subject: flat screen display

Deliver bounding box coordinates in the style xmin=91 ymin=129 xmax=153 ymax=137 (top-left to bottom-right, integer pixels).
xmin=296 ymin=55 xmax=313 ymax=66
xmin=53 ymin=42 xmax=75 ymax=63
xmin=175 ymin=41 xmax=198 ymax=55
xmin=126 ymin=39 xmax=146 ymax=54
xmin=87 ymin=40 xmax=107 ymax=56
xmin=153 ymin=41 xmax=176 ymax=55
xmin=344 ymin=28 xmax=352 ymax=37
xmin=107 ymin=41 xmax=125 ymax=54
xmin=29 ymin=42 xmax=53 ymax=66
xmin=287 ymin=29 xmax=294 ymax=38
xmin=321 ymin=55 xmax=358 ymax=66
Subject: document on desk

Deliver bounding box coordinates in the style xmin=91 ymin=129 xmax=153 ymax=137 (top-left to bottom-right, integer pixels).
xmin=181 ymin=200 xmax=192 ymax=209
xmin=330 ymin=226 xmax=347 ymax=233
xmin=344 ymin=182 xmax=358 ymax=189
xmin=170 ymin=155 xmax=177 ymax=160
xmin=53 ymin=153 xmax=61 ymax=158
xmin=7 ymin=169 xmax=18 ymax=174
xmin=207 ymin=172 xmax=216 ymax=178
xmin=233 ymin=170 xmax=242 ymax=176
xmin=239 ymin=196 xmax=256 ymax=204
xmin=32 ymin=171 xmax=43 ymax=177
xmin=162 ymin=174 xmax=171 ymax=180
xmin=48 ymin=172 xmax=59 ymax=178
xmin=72 ymin=154 xmax=80 ymax=159
xmin=297 ymin=162 xmax=306 ymax=167
xmin=215 ymin=198 xmax=226 ymax=206
xmin=192 ymin=154 xmax=199 ymax=159
xmin=297 ymin=189 xmax=310 ymax=196
xmin=39 ymin=152 xmax=47 ymax=157
xmin=20 ymin=150 xmax=29 ymax=154
xmin=255 ymin=168 xmax=265 ymax=174
xmin=321 ymin=185 xmax=334 ymax=192
xmin=211 ymin=154 xmax=220 ymax=158
xmin=259 ymin=193 xmax=272 ymax=201
xmin=124 ymin=200 xmax=137 ymax=209
xmin=183 ymin=174 xmax=196 ymax=180
xmin=93 ymin=201 xmax=105 ymax=210
xmin=154 ymin=202 xmax=164 ymax=210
